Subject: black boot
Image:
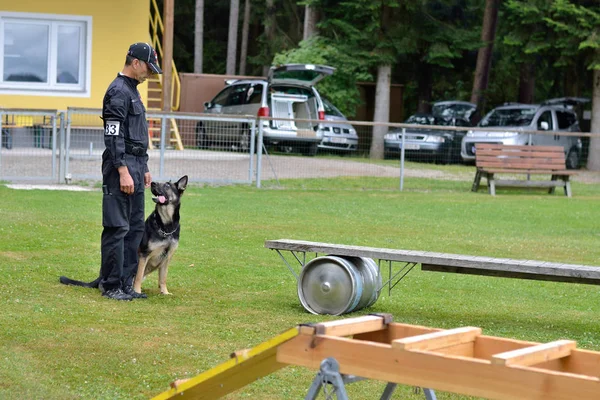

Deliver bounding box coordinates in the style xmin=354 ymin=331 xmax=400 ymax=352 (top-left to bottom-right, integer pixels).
xmin=102 ymin=287 xmax=133 ymax=301
xmin=123 ymin=286 xmax=148 ymax=299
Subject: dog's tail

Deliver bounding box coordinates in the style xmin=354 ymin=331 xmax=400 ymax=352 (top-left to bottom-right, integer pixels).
xmin=59 ymin=276 xmax=101 ymax=288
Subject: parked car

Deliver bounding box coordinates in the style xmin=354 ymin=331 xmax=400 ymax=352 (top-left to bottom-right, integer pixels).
xmin=317 ymin=98 xmax=358 ymax=153
xmin=460 ymin=98 xmax=588 ymax=169
xmin=196 ymin=64 xmax=334 ymax=156
xmin=431 ymin=100 xmax=477 ymax=122
xmin=384 ymin=101 xmax=476 ymax=163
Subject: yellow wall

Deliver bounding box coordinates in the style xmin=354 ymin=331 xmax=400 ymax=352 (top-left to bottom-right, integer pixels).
xmin=0 ymin=0 xmax=150 ymax=110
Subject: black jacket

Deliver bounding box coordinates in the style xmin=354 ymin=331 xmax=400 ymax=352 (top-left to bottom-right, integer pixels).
xmin=102 ymin=73 xmax=149 ymax=171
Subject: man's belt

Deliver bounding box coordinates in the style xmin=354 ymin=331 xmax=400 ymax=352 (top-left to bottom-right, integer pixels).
xmin=125 ymin=142 xmax=147 ymax=157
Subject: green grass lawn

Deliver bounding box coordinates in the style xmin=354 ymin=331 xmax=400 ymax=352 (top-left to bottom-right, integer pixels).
xmin=1 ymin=177 xmax=600 ymax=399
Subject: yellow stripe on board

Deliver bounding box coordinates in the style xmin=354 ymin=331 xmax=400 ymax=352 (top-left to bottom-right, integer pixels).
xmin=151 ymin=327 xmax=299 ymax=400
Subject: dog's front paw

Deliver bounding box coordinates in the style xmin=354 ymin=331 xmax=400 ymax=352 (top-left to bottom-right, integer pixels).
xmin=160 ymin=290 xmax=172 ymax=295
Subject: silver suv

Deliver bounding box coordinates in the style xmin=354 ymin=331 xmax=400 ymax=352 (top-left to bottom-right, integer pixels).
xmin=197 ymin=64 xmax=334 ymax=155
xmin=461 ymin=98 xmax=587 ymax=169
xmin=318 ymin=98 xmax=358 ymax=153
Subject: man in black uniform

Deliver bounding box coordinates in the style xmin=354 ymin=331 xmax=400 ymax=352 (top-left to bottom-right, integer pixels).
xmin=100 ymin=43 xmax=162 ymax=300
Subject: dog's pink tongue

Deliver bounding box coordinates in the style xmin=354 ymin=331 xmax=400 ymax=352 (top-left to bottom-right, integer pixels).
xmin=158 ymin=195 xmax=166 ymax=204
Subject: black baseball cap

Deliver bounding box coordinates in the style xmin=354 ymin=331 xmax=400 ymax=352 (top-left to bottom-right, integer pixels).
xmin=127 ymin=42 xmax=162 ymax=74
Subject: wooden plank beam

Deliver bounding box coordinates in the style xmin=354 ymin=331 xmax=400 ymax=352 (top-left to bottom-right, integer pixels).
xmin=354 ymin=322 xmax=442 ymax=344
xmin=421 ymin=264 xmax=600 ymax=285
xmin=487 ymin=180 xmax=566 ymax=188
xmin=277 ymin=334 xmax=600 ymax=400
xmin=392 ymin=327 xmax=481 ymax=351
xmin=265 ymin=239 xmax=600 ymax=285
xmin=480 ymin=169 xmax=577 ymax=175
xmin=492 ymin=340 xmax=577 ymax=367
xmin=299 ymin=314 xmax=392 ymax=337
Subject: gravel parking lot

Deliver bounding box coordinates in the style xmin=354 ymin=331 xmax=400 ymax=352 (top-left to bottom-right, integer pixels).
xmin=2 ymin=147 xmax=599 ymax=186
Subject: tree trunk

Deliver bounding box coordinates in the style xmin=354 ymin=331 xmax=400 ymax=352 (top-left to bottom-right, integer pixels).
xmin=194 ymin=0 xmax=204 ymax=74
xmin=303 ymin=4 xmax=318 ymax=40
xmin=416 ymin=62 xmax=432 ymax=113
xmin=370 ymin=64 xmax=391 ymax=159
xmin=238 ymin=0 xmax=251 ymax=75
xmin=586 ymin=69 xmax=600 ymax=171
xmin=563 ymin=63 xmax=580 ymax=97
xmin=226 ymin=0 xmax=240 ymax=75
xmin=518 ymin=62 xmax=535 ymax=104
xmin=262 ymin=0 xmax=276 ymax=76
xmin=470 ymin=0 xmax=499 ymax=119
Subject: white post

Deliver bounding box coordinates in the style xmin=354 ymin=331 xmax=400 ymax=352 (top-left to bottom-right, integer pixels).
xmin=256 ymin=121 xmax=264 ymax=188
xmin=400 ymin=128 xmax=406 ymax=191
xmin=159 ymin=115 xmax=167 ymax=180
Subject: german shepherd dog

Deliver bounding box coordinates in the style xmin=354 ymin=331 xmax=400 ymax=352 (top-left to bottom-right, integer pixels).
xmin=59 ymin=175 xmax=188 ymax=296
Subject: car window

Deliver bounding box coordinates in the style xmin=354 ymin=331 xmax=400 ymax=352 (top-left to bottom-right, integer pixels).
xmin=405 ymin=114 xmax=436 ymax=125
xmin=537 ymin=110 xmax=554 ymax=130
xmin=479 ymin=107 xmax=537 ymax=127
xmin=432 ymin=103 xmax=475 ymax=121
xmin=226 ymin=84 xmax=250 ymax=107
xmin=271 ymin=69 xmax=327 ymax=84
xmin=556 ymin=110 xmax=576 ymax=129
xmin=211 ymin=86 xmax=234 ymax=107
xmin=246 ymin=83 xmax=264 ymax=104
xmin=269 ymin=85 xmax=314 ymax=98
xmin=322 ymin=98 xmax=345 ymax=117
xmin=453 ymin=118 xmax=471 ymax=127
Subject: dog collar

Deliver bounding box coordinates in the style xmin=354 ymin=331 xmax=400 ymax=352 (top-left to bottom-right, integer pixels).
xmin=157 ymin=227 xmax=177 ymax=237
xmin=152 ymin=214 xmax=177 ymax=237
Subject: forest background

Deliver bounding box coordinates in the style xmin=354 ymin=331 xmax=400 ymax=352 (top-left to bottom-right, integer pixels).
xmin=160 ymin=0 xmax=600 ymax=168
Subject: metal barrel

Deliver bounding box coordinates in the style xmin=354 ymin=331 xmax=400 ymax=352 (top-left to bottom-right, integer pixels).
xmin=297 ymin=255 xmax=382 ymax=315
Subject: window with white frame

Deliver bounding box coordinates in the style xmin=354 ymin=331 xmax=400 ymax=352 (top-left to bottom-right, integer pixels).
xmin=0 ymin=12 xmax=91 ymax=96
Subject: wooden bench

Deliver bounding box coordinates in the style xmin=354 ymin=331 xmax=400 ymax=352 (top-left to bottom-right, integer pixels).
xmin=471 ymin=144 xmax=577 ymax=197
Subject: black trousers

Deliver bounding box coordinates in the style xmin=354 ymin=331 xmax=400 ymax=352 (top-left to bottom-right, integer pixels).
xmin=100 ymin=152 xmax=146 ymax=291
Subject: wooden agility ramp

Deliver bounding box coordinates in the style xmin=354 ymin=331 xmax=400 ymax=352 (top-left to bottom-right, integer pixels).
xmin=152 ymin=314 xmax=600 ymax=399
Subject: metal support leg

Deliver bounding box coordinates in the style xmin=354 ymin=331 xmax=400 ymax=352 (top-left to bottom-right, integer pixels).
xmin=305 ymin=357 xmax=437 ymax=400
xmin=564 ymin=178 xmax=572 ymax=198
xmin=305 ymin=358 xmax=349 ymax=400
xmin=414 ymin=387 xmax=438 ymax=400
xmin=487 ymin=173 xmax=496 ymax=196
xmin=423 ymin=388 xmax=437 ymax=400
xmin=380 ymin=383 xmax=397 ymax=400
xmin=471 ymin=169 xmax=482 ymax=192
xmin=382 ymin=384 xmax=436 ymax=400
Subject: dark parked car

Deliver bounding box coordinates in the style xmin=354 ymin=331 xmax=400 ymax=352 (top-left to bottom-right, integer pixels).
xmin=384 ymin=101 xmax=476 ymax=163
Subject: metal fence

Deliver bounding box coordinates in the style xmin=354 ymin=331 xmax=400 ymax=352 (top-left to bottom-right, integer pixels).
xmin=62 ymin=108 xmax=258 ymax=185
xmin=0 ymin=107 xmax=596 ymax=190
xmin=0 ymin=109 xmax=62 ymax=182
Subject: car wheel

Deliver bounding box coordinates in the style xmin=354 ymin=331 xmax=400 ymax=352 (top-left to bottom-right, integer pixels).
xmin=237 ymin=125 xmax=251 ymax=152
xmin=279 ymin=145 xmax=294 ymax=154
xmin=435 ymin=151 xmax=449 ymax=165
xmin=302 ymin=143 xmax=318 ymax=157
xmin=444 ymin=145 xmax=456 ymax=165
xmin=566 ymin=147 xmax=580 ymax=170
xmin=195 ymin=122 xmax=208 ymax=149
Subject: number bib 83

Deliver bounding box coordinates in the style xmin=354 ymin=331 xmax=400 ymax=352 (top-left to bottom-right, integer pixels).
xmin=105 ymin=121 xmax=121 ymax=136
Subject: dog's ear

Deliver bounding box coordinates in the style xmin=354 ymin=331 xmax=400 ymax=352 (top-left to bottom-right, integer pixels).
xmin=176 ymin=175 xmax=188 ymax=192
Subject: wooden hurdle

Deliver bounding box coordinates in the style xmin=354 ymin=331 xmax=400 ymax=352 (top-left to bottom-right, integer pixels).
xmin=152 ymin=314 xmax=600 ymax=399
